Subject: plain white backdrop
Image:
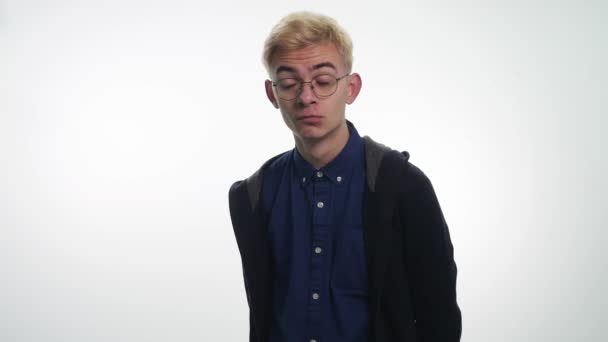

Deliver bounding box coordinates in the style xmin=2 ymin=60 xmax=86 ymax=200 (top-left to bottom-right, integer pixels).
xmin=1 ymin=1 xmax=606 ymax=341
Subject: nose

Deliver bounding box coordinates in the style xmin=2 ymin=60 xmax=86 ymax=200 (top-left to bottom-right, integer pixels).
xmin=296 ymin=81 xmax=316 ymax=105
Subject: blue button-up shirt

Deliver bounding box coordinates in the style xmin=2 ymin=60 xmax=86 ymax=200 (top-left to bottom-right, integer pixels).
xmin=262 ymin=122 xmax=369 ymax=342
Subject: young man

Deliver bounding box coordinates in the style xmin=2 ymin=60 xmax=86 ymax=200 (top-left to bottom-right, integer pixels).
xmin=228 ymin=12 xmax=461 ymax=342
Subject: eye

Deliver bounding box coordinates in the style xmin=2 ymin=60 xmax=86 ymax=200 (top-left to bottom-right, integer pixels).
xmin=277 ymin=78 xmax=298 ymax=90
xmin=314 ymin=75 xmax=334 ymax=86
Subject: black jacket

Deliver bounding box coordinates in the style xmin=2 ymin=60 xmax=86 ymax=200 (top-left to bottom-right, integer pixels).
xmin=228 ymin=135 xmax=461 ymax=342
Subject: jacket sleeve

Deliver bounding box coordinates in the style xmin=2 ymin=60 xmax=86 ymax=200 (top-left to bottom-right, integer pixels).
xmin=228 ymin=180 xmax=258 ymax=342
xmin=400 ymin=168 xmax=462 ymax=341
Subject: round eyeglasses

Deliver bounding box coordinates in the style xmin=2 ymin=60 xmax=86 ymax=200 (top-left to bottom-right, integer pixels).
xmin=271 ymin=73 xmax=350 ymax=101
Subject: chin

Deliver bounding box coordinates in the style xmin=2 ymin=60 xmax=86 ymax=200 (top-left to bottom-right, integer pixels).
xmin=294 ymin=125 xmax=328 ymax=141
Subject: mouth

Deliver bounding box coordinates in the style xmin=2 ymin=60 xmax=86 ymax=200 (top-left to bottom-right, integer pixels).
xmin=297 ymin=114 xmax=322 ymax=120
xmin=297 ymin=115 xmax=323 ymax=125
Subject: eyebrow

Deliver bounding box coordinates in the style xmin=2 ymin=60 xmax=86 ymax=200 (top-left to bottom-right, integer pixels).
xmin=275 ymin=62 xmax=338 ymax=75
xmin=275 ymin=65 xmax=296 ymax=74
xmin=312 ymin=62 xmax=337 ymax=71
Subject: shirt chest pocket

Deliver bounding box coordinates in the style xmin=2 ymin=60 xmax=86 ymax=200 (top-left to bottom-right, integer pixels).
xmin=331 ymin=224 xmax=368 ymax=294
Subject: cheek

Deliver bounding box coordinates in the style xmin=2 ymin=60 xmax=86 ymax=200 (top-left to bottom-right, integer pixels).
xmin=278 ymin=103 xmax=294 ymax=117
xmin=327 ymin=97 xmax=347 ymax=114
xmin=279 ymin=108 xmax=296 ymax=126
xmin=329 ymin=89 xmax=348 ymax=106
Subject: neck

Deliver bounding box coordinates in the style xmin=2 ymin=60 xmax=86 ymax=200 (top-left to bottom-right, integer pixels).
xmin=295 ymin=121 xmax=349 ymax=170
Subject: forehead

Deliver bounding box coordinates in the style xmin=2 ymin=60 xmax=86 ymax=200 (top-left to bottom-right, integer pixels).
xmin=270 ymin=43 xmax=344 ymax=75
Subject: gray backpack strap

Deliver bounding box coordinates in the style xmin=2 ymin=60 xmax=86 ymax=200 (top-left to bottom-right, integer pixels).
xmin=244 ymin=152 xmax=285 ymax=211
xmin=245 ymin=168 xmax=264 ymax=211
xmin=363 ymin=135 xmax=391 ymax=192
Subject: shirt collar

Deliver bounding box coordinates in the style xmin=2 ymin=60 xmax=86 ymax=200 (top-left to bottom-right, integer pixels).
xmin=293 ymin=120 xmax=364 ymax=186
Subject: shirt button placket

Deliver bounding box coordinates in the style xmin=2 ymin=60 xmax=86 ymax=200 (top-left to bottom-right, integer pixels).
xmin=309 ymin=171 xmax=329 ymax=339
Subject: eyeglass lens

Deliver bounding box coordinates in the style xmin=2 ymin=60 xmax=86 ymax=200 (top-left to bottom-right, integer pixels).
xmin=275 ymin=74 xmax=339 ymax=100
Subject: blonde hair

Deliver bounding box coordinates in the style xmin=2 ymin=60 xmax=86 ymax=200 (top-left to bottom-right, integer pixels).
xmin=263 ymin=11 xmax=354 ymax=74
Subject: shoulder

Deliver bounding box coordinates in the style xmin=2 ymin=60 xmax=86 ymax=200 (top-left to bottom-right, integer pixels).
xmin=228 ymin=150 xmax=291 ymax=211
xmin=364 ymin=135 xmax=432 ymax=196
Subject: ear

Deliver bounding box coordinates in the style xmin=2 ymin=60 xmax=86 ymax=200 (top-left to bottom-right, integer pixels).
xmin=265 ymin=79 xmax=279 ymax=109
xmin=345 ymin=73 xmax=362 ymax=105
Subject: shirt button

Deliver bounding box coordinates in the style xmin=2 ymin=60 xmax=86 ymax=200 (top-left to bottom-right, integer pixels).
xmin=312 ymin=292 xmax=319 ymax=300
xmin=317 ymin=201 xmax=324 ymax=209
xmin=302 ymin=177 xmax=306 ymax=183
xmin=310 ymin=339 xmax=317 ymax=342
xmin=336 ymin=176 xmax=342 ymax=182
xmin=316 ymin=171 xmax=323 ymax=178
xmin=314 ymin=246 xmax=322 ymax=254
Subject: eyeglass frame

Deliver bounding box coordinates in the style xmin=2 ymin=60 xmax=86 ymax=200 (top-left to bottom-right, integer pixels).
xmin=271 ymin=73 xmax=351 ymax=101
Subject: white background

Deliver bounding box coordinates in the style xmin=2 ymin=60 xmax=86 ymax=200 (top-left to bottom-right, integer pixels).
xmin=1 ymin=1 xmax=606 ymax=341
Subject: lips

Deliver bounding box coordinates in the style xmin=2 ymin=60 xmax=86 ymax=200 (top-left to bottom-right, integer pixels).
xmin=297 ymin=115 xmax=323 ymax=124
xmin=297 ymin=113 xmax=322 ymax=120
